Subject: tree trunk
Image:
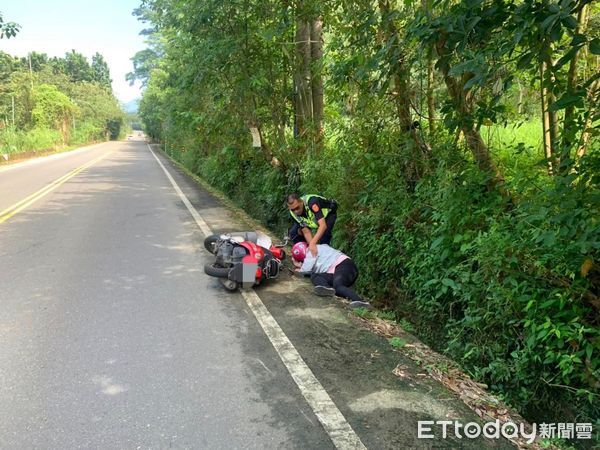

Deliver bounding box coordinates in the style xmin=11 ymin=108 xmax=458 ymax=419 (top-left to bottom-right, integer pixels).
xmin=422 ymin=0 xmax=436 ymax=134
xmin=540 ymin=61 xmax=554 ymax=175
xmin=562 ymin=3 xmax=589 ymax=163
xmin=517 ymin=79 xmax=524 ymax=115
xmin=577 ymin=73 xmax=600 ymax=158
xmin=539 ymin=47 xmax=560 ymax=174
xmin=255 ymin=123 xmax=283 ymax=169
xmin=377 ymin=0 xmax=429 ymax=155
xmin=544 ymin=56 xmax=560 ymax=170
xmin=426 ymin=48 xmax=436 ymax=134
xmin=435 ymin=39 xmax=504 ymax=186
xmin=310 ymin=18 xmax=324 ymax=138
xmin=294 ymin=18 xmax=312 ymax=138
xmin=462 ymin=127 xmax=498 ymax=176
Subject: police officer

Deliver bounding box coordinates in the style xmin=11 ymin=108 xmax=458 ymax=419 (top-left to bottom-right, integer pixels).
xmin=286 ymin=193 xmax=337 ymax=257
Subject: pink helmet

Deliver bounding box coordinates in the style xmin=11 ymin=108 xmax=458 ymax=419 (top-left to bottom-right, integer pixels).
xmin=291 ymin=242 xmax=308 ymax=262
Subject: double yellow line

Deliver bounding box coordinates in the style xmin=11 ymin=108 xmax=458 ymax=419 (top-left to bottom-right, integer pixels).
xmin=0 ymin=151 xmax=113 ymax=224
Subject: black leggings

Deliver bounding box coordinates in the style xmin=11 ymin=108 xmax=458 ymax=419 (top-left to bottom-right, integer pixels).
xmin=310 ymin=259 xmax=363 ymax=303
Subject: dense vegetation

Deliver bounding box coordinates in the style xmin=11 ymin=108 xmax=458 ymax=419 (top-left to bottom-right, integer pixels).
xmin=130 ymin=0 xmax=599 ymax=439
xmin=0 ymin=19 xmax=124 ymax=157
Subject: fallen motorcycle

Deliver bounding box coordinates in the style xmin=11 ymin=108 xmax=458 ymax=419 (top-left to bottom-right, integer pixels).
xmin=203 ymin=231 xmax=287 ymax=291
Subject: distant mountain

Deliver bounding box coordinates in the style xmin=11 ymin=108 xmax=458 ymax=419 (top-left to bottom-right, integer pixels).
xmin=122 ymin=98 xmax=140 ymax=114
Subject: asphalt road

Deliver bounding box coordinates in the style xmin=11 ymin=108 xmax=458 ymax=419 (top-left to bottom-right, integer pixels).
xmin=0 ymin=140 xmax=334 ymax=449
xmin=0 ymin=139 xmax=517 ymax=450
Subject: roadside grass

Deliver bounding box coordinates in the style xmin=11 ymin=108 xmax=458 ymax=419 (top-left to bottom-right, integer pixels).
xmin=388 ymin=336 xmax=407 ymax=348
xmin=161 ymin=144 xmax=561 ymax=447
xmin=351 ymin=307 xmax=379 ymax=319
xmin=484 ymin=121 xmax=541 ymax=150
xmin=0 ymin=127 xmax=62 ymax=156
xmin=398 ymin=317 xmax=415 ymax=333
xmin=482 ymin=121 xmax=547 ymax=182
xmin=0 ymin=124 xmax=111 ymax=165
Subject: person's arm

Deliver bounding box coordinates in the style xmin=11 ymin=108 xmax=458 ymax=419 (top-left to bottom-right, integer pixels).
xmin=299 ymin=254 xmax=317 ymax=274
xmin=301 ymin=227 xmax=313 ymax=242
xmin=309 ymin=218 xmax=327 ymax=256
xmin=307 ymin=200 xmax=326 ymax=256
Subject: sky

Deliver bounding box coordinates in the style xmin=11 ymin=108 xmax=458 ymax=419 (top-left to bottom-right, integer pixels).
xmin=0 ymin=0 xmax=148 ymax=103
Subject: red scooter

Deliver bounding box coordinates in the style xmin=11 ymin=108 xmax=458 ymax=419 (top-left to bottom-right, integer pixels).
xmin=203 ymin=231 xmax=286 ymax=291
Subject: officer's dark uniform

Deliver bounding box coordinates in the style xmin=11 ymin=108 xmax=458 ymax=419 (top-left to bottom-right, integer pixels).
xmin=289 ymin=194 xmax=337 ymax=245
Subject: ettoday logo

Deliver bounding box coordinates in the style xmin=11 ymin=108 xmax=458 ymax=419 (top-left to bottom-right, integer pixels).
xmin=417 ymin=420 xmax=593 ymax=443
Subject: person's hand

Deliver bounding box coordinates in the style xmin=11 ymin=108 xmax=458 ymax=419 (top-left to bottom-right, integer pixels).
xmin=308 ymin=242 xmax=318 ymax=257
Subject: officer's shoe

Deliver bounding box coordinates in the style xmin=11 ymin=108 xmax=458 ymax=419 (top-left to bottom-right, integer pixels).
xmin=349 ymin=300 xmax=374 ymax=311
xmin=314 ymin=286 xmax=336 ymax=297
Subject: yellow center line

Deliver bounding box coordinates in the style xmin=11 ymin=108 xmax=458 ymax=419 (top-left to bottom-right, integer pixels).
xmin=0 ymin=151 xmax=108 ymax=217
xmin=0 ymin=168 xmax=77 ymax=217
xmin=0 ymin=151 xmax=114 ymax=224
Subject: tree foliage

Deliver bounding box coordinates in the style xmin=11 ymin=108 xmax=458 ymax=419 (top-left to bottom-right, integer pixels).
xmin=91 ymin=52 xmax=112 ymax=90
xmin=134 ymin=0 xmax=599 ymax=432
xmin=1 ymin=49 xmax=124 ymax=153
xmin=0 ymin=11 xmax=20 ymax=39
xmin=31 ymin=84 xmax=75 ymax=139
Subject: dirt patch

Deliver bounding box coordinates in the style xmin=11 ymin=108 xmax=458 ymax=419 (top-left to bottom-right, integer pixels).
xmin=351 ymin=314 xmax=547 ymax=450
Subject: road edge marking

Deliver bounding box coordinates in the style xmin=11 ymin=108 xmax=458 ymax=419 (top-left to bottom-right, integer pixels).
xmin=240 ymin=288 xmax=367 ymax=449
xmin=146 ymin=143 xmax=366 ymax=450
xmin=146 ymin=145 xmax=212 ymax=236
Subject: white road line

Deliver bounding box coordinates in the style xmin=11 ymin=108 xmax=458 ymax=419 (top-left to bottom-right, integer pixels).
xmin=147 ymin=145 xmax=212 ymax=237
xmin=147 ymin=144 xmax=366 ymax=450
xmin=240 ymin=289 xmax=367 ymax=449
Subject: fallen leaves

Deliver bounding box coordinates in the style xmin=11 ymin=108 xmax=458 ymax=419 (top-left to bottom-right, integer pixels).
xmin=392 ymin=364 xmax=409 ymax=378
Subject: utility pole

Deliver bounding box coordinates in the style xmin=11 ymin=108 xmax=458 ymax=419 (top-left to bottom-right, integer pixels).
xmin=72 ymin=100 xmax=76 ymax=131
xmin=11 ymin=95 xmax=15 ymax=127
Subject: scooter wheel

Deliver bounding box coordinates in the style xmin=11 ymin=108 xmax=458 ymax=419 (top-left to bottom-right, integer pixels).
xmin=203 ymin=235 xmax=221 ymax=254
xmin=204 ymin=263 xmax=231 ymax=278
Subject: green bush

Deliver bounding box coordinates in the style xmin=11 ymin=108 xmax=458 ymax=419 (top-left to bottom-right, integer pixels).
xmin=0 ymin=126 xmax=62 ymax=154
xmin=396 ymin=160 xmax=599 ymax=422
xmin=70 ymin=121 xmax=103 ymax=145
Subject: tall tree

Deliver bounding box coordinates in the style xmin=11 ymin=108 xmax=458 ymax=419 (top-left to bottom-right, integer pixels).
xmin=20 ymin=52 xmax=49 ymax=72
xmin=377 ymin=0 xmax=429 ymax=156
xmin=91 ymin=52 xmax=112 ymax=90
xmin=126 ymin=48 xmax=160 ymax=88
xmin=293 ymin=1 xmax=325 ymax=146
xmin=294 ymin=4 xmax=313 ymax=139
xmin=509 ymin=0 xmax=599 ymax=173
xmin=310 ymin=17 xmax=324 ymax=136
xmin=63 ymin=50 xmax=92 ymax=82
